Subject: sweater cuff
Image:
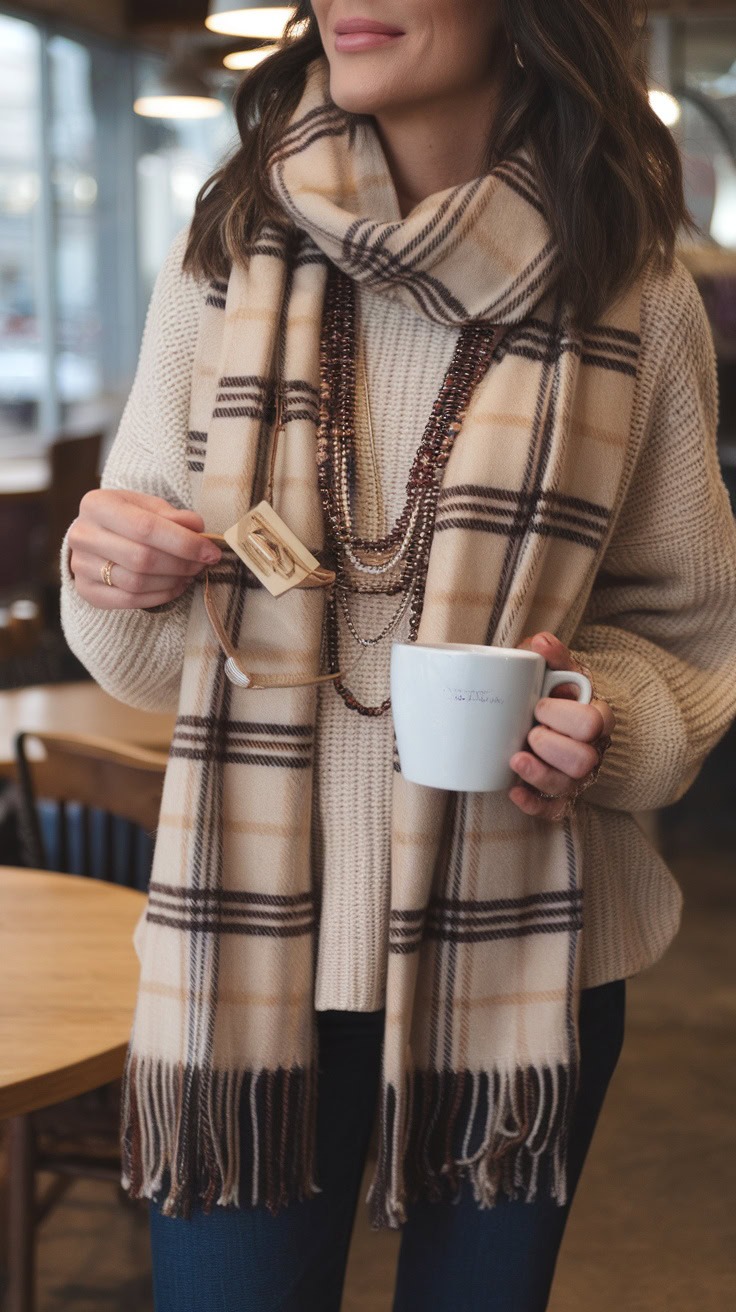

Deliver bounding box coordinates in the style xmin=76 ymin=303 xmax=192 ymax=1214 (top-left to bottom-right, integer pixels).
xmin=565 ymin=646 xmax=689 ymax=812
xmin=565 ymin=651 xmax=633 ymax=806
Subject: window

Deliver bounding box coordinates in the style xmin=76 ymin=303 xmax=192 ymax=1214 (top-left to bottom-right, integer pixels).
xmin=49 ymin=35 xmax=103 ymax=431
xmin=652 ymin=15 xmax=736 ymax=250
xmin=136 ymin=59 xmax=235 ymax=308
xmin=0 ymin=15 xmax=42 ymax=442
xmin=0 ymin=12 xmax=234 ymax=449
xmin=681 ymin=19 xmax=736 ymax=251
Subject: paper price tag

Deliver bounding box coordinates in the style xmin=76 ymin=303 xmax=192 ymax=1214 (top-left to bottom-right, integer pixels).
xmin=223 ymin=500 xmax=333 ymax=597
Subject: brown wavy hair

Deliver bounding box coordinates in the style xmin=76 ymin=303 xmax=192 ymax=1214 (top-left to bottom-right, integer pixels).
xmin=184 ymin=0 xmax=698 ymax=334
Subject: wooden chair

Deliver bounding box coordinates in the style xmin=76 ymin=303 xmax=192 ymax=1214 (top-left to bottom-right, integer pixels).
xmin=13 ymin=730 xmax=165 ymax=881
xmin=6 ymin=732 xmax=167 ymax=1312
xmin=45 ymin=433 xmax=102 ymax=589
xmin=0 ymin=432 xmax=101 ymax=602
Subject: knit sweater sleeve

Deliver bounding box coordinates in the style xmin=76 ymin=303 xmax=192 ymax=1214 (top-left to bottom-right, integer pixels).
xmin=59 ymin=227 xmax=205 ymax=713
xmin=568 ymin=259 xmax=736 ymax=812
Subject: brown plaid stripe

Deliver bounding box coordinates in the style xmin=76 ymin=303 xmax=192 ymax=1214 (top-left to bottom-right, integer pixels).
xmin=203 ymin=557 xmax=262 ymax=590
xmin=212 ymin=376 xmax=319 ymax=423
xmin=186 ymin=429 xmax=207 ymax=473
xmin=336 ymin=185 xmax=532 ymax=322
xmin=389 ymin=889 xmax=584 ymax=954
xmin=145 ymin=881 xmax=316 ymax=938
xmin=293 ymin=245 xmax=331 ymax=270
xmin=332 ymin=157 xmax=552 ymax=323
xmin=268 ymin=102 xmax=348 ymax=168
xmin=435 ymin=484 xmax=610 ymax=552
xmin=492 ymin=156 xmax=546 ymax=215
xmin=170 ymin=715 xmax=314 ymax=768
xmin=508 ymin=317 xmax=640 ymax=376
xmin=209 ymin=228 xmax=291 ymax=279
xmin=205 ymin=279 xmax=228 ymax=310
xmin=203 ymin=558 xmax=262 ymax=590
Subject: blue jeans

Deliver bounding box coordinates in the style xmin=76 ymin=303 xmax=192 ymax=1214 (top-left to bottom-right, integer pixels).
xmin=149 ymin=977 xmax=626 ymax=1311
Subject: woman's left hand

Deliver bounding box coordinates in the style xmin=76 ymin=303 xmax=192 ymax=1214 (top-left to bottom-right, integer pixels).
xmin=508 ymin=631 xmax=615 ymax=820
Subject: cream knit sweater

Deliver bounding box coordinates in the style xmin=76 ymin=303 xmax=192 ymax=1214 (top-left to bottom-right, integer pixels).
xmin=60 ymin=228 xmax=734 ymax=1009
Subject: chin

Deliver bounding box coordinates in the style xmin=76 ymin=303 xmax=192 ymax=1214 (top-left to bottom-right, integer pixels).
xmin=327 ymin=62 xmax=408 ymax=117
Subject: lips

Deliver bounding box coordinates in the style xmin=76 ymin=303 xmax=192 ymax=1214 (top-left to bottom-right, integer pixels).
xmin=333 ymin=18 xmax=405 ymax=36
xmin=333 ymin=15 xmax=405 ymax=52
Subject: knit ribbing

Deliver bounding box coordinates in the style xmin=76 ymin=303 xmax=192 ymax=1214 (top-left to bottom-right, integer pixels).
xmin=59 ymin=226 xmax=728 ymax=1003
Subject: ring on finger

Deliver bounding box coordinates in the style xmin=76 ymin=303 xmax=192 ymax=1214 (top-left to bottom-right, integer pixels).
xmin=101 ymin=559 xmax=116 ymax=588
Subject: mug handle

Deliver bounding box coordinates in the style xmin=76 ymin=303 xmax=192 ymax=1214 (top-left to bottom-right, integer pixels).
xmin=541 ymin=669 xmax=592 ymax=703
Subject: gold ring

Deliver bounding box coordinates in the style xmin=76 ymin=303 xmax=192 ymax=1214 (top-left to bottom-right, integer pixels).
xmin=101 ymin=559 xmax=115 ymax=588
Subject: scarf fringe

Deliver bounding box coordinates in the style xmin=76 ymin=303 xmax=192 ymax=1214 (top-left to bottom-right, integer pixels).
xmin=120 ymin=1053 xmax=321 ymax=1220
xmin=120 ymin=1050 xmax=577 ymax=1225
xmin=365 ymin=1060 xmax=578 ymax=1229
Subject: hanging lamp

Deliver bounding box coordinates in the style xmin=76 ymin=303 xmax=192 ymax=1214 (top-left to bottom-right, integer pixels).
xmin=206 ymin=2 xmax=295 ymax=39
xmin=134 ymin=55 xmax=224 ymax=119
xmin=223 ymin=45 xmax=278 ymax=70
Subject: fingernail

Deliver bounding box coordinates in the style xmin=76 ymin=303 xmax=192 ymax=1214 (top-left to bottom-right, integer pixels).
xmin=203 ymin=548 xmax=221 ymax=564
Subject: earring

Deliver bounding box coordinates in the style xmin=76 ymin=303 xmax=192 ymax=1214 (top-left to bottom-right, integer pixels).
xmin=513 ymin=41 xmax=525 ymax=70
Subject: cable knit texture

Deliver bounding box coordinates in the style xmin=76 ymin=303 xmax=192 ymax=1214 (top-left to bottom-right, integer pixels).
xmin=60 ymin=227 xmax=736 ymax=1006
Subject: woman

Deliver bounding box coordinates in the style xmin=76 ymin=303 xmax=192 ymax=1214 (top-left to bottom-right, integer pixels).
xmin=60 ymin=2 xmax=736 ymax=1309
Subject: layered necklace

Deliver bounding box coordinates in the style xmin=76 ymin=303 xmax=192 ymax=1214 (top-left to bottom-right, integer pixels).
xmin=315 ymin=264 xmax=508 ymax=717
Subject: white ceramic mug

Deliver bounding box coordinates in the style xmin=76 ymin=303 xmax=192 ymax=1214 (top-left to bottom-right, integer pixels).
xmin=390 ymin=640 xmax=593 ymax=792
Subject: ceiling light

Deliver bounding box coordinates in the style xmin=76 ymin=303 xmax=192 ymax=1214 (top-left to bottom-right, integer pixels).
xmin=206 ymin=3 xmax=295 ymax=39
xmin=134 ymin=96 xmax=224 ymax=119
xmin=223 ymin=45 xmax=278 ymax=70
xmin=134 ymin=59 xmax=224 ymax=120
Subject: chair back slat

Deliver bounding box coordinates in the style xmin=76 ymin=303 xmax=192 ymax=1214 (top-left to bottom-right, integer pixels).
xmin=81 ymin=806 xmax=93 ymax=881
xmin=13 ymin=731 xmax=168 ymax=884
xmin=124 ymin=819 xmax=138 ymax=887
xmin=58 ymin=799 xmax=69 ymax=872
xmin=102 ymin=810 xmax=115 ymax=880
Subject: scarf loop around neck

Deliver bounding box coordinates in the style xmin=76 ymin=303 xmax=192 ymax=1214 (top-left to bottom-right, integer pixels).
xmin=121 ymin=55 xmax=642 ymax=1225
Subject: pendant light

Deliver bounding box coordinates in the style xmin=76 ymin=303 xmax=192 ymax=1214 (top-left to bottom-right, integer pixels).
xmin=223 ymin=45 xmax=278 ymax=71
xmin=206 ymin=2 xmax=295 ymax=39
xmin=134 ymin=55 xmax=224 ymax=120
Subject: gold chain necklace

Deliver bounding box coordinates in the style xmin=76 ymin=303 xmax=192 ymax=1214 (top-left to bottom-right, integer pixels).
xmin=358 ymin=324 xmax=387 ymax=542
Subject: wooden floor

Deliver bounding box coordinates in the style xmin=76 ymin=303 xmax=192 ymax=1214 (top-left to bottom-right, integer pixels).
xmin=24 ymin=834 xmax=736 ymax=1310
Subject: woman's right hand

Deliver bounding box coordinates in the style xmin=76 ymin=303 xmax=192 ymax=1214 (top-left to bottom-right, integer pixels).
xmin=67 ymin=488 xmax=222 ymax=611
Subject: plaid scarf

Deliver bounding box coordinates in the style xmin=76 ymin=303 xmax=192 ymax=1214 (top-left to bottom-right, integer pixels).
xmin=120 ymin=55 xmax=641 ymax=1226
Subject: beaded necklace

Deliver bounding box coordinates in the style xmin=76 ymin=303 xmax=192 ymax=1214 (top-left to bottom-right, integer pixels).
xmin=316 ymin=264 xmax=509 ymax=716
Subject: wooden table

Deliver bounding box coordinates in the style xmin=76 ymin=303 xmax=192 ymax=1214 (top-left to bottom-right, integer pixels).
xmin=0 ymin=867 xmax=145 ymax=1118
xmin=0 ymin=680 xmax=175 ymax=778
xmin=0 ymin=868 xmax=146 ymax=1312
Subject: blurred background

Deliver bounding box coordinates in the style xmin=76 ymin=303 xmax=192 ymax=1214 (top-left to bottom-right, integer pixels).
xmin=0 ymin=3 xmax=734 ymax=1311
